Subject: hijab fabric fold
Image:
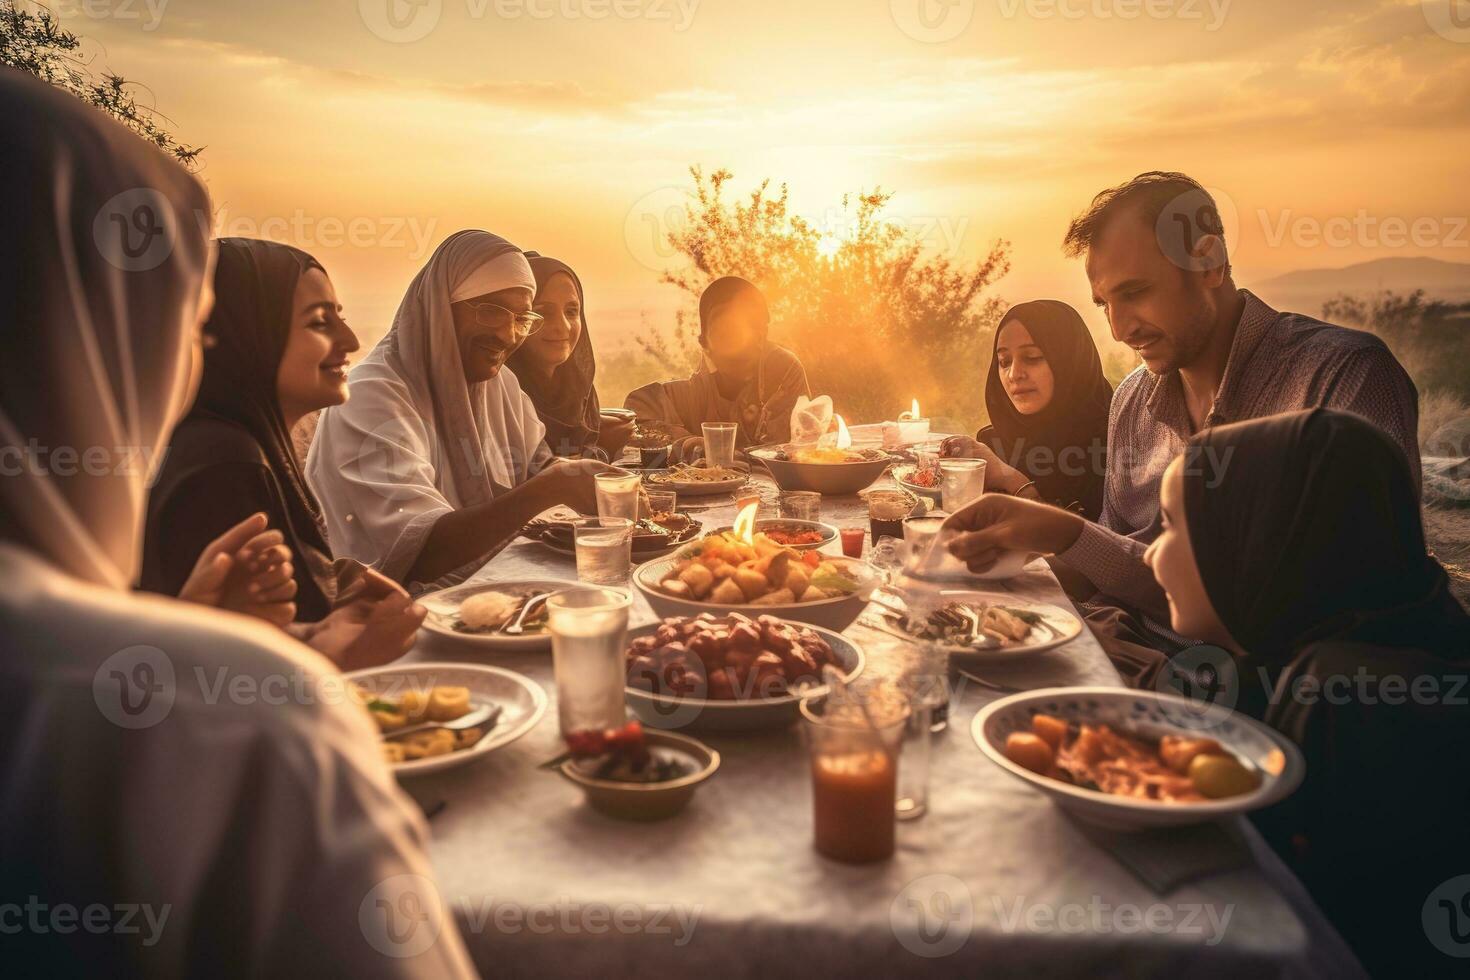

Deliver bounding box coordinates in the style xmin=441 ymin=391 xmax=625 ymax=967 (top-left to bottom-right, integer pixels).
xmin=0 ymin=67 xmax=213 ymax=589
xmin=306 ymin=230 xmax=549 ymax=581
xmin=1182 ymin=407 xmax=1468 ymax=670
xmin=508 ymin=253 xmax=602 ymax=456
xmin=983 ymin=300 xmax=1112 ymax=518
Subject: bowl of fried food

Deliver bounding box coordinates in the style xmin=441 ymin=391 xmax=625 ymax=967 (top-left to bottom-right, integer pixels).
xmin=747 ymin=442 xmax=896 ymax=495
xmin=623 ymin=614 xmax=865 ymax=731
xmin=972 ymin=687 xmax=1304 ymax=830
xmin=632 ymin=527 xmax=880 ymax=632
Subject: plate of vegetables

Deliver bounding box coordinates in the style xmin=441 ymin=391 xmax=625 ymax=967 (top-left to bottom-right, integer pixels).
xmin=632 ymin=527 xmax=879 ymax=632
xmin=972 ymin=688 xmax=1304 ymax=829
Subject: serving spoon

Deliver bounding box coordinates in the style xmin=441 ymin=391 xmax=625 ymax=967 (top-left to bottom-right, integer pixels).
xmin=381 ymin=703 xmax=502 ymax=741
xmin=500 ymin=592 xmax=554 ymax=635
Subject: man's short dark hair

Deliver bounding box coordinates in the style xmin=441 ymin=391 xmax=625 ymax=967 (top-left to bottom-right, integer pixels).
xmin=1062 ymin=171 xmax=1230 ymax=276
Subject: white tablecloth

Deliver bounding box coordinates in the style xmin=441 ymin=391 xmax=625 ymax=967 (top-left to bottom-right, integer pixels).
xmin=402 ymin=475 xmax=1363 ymax=978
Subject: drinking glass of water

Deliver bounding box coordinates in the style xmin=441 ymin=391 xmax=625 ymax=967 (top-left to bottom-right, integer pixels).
xmin=594 ymin=472 xmax=642 ymax=522
xmin=644 ymin=489 xmax=678 ymax=519
xmin=939 ymin=459 xmax=986 ymax=513
xmin=702 ymin=422 xmax=739 ymax=470
xmin=571 ymin=517 xmax=633 ymax=586
xmin=546 ymin=587 xmax=631 ymax=736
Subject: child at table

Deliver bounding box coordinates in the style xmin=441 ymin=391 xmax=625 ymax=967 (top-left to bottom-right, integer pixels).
xmin=1140 ymin=408 xmax=1470 ymax=973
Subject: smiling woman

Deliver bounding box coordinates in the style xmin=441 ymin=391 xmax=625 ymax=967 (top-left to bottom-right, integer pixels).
xmin=143 ymin=238 xmax=358 ymax=624
xmin=506 ymin=252 xmax=630 ymax=460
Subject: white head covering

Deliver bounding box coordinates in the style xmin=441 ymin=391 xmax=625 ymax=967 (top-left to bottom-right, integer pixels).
xmin=447 ymin=249 xmax=535 ymax=303
xmin=0 ymin=67 xmax=213 ymax=589
xmin=306 ymin=230 xmax=552 ymax=582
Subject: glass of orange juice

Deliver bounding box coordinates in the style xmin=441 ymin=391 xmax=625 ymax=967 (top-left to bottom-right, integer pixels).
xmin=800 ymin=694 xmax=909 ymax=863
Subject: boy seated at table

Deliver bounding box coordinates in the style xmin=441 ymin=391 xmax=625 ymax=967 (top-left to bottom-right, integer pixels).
xmin=626 ymin=277 xmax=810 ymax=462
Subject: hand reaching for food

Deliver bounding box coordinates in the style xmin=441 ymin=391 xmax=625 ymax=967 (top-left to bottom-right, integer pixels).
xmin=945 ymin=494 xmax=1085 ymax=572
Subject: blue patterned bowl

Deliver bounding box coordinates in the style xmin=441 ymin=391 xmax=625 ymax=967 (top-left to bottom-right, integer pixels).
xmin=972 ymin=687 xmax=1305 ymax=830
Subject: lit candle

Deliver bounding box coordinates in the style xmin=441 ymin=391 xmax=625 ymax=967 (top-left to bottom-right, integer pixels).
xmin=896 ymin=398 xmax=930 ymax=445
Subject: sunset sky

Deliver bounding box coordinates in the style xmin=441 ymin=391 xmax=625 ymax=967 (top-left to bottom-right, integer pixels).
xmin=55 ymin=0 xmax=1470 ymax=384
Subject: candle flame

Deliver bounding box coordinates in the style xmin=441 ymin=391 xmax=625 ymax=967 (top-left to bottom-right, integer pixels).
xmin=732 ymin=499 xmax=760 ymax=545
xmin=835 ymin=414 xmax=852 ymax=450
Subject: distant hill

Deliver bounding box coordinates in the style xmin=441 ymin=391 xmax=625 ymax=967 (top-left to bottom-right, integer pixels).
xmin=1251 ymin=257 xmax=1470 ymax=316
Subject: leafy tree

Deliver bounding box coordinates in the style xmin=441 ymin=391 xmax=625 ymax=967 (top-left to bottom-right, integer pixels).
xmin=637 ymin=166 xmax=1011 ymax=433
xmin=0 ymin=1 xmax=201 ymax=166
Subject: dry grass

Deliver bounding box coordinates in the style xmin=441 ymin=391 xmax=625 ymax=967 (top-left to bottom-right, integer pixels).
xmin=1424 ymin=508 xmax=1470 ymax=609
xmin=1420 ymin=389 xmax=1470 ymax=454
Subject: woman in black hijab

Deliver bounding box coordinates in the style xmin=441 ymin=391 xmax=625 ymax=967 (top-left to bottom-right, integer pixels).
xmin=1143 ymin=407 xmax=1470 ymax=974
xmin=143 ymin=238 xmax=424 ymax=668
xmin=507 ymin=253 xmax=630 ymax=460
xmin=942 ymin=300 xmax=1112 ymax=519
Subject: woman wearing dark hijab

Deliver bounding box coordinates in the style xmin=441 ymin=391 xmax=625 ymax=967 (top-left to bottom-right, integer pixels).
xmin=1143 ymin=407 xmax=1470 ymax=974
xmin=143 ymin=237 xmax=425 ymax=669
xmin=625 ymin=276 xmax=809 ymax=461
xmin=941 ymin=300 xmax=1112 ymax=520
xmin=507 ymin=253 xmax=632 ymax=460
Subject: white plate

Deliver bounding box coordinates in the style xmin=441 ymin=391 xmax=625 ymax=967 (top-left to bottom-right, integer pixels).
xmin=971 ymin=688 xmax=1305 ymax=830
xmin=884 ymin=590 xmax=1084 ymax=658
xmin=418 ymin=579 xmax=579 ymax=651
xmin=350 ymin=662 xmax=548 ymax=778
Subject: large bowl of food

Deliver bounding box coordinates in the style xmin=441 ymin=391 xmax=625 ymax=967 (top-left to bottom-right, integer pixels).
xmin=632 ymin=526 xmax=880 ymax=632
xmin=747 ymin=442 xmax=895 ymax=495
xmin=972 ymin=688 xmax=1304 ymax=830
xmin=623 ymin=614 xmax=865 ymax=731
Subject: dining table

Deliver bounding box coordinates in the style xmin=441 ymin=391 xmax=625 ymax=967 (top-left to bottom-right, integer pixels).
xmin=398 ymin=470 xmax=1365 ymax=978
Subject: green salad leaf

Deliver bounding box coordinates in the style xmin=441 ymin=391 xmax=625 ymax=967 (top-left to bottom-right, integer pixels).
xmin=810 ymin=567 xmax=859 ymax=594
